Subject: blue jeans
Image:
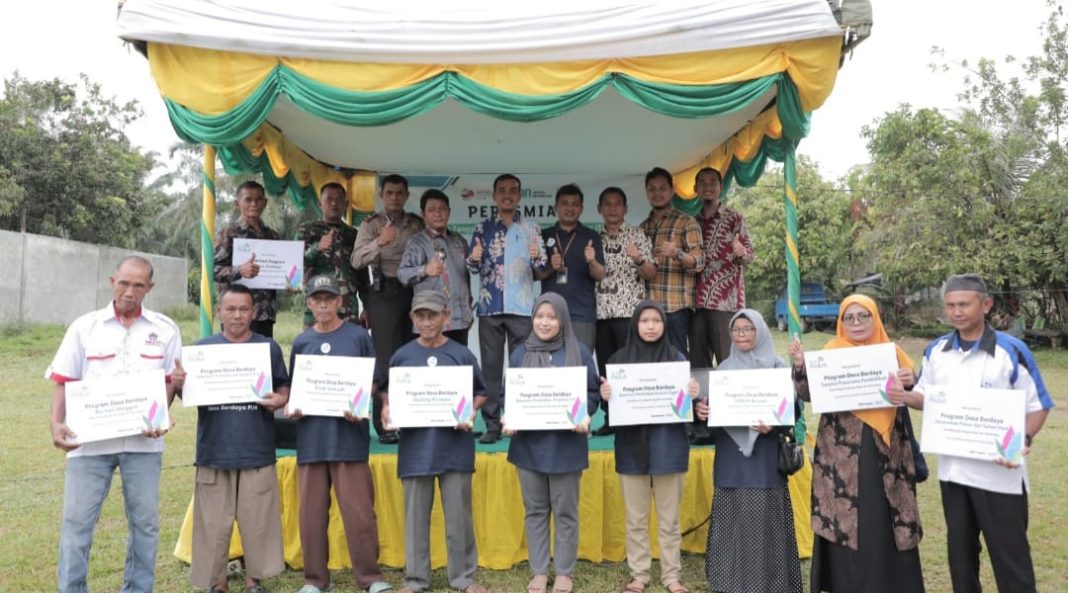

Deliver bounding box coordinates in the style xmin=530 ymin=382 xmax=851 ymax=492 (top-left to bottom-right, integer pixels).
xmin=58 ymin=452 xmax=162 ymax=593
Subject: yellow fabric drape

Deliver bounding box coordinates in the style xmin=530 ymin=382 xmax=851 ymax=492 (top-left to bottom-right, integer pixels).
xmin=673 ymin=107 xmax=786 ymax=198
xmin=149 ymin=38 xmax=842 ymax=204
xmin=175 ymin=449 xmax=815 ymax=569
xmin=352 ymin=170 xmax=378 ymax=217
xmin=148 ymin=37 xmax=842 ymax=116
xmin=239 ymin=124 xmax=373 ymax=212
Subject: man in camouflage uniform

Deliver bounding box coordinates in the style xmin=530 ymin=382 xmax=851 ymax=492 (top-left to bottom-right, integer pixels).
xmin=295 ymin=182 xmax=364 ymax=328
xmin=213 ymin=180 xmax=282 ymax=338
xmin=352 ymin=173 xmax=425 ymax=444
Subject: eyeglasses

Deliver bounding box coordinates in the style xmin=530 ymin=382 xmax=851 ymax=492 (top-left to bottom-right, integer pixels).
xmin=730 ymin=326 xmax=756 ymax=335
xmin=841 ymin=312 xmax=873 ymax=325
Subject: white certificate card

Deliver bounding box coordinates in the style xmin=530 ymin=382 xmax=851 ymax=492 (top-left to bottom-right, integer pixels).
xmin=232 ymin=238 xmax=305 ymax=290
xmin=288 ymin=355 xmax=376 ymax=418
xmin=181 ymin=342 xmax=273 ymax=407
xmin=921 ymin=385 xmax=1027 ymax=463
xmin=388 ymin=366 xmax=475 ymax=428
xmin=606 ymin=361 xmax=692 ymax=427
xmin=706 ymin=368 xmax=795 ymax=427
xmin=805 ymin=342 xmax=899 ymax=413
xmin=504 ymin=366 xmax=588 ymax=430
xmin=65 ymin=369 xmax=169 ymax=444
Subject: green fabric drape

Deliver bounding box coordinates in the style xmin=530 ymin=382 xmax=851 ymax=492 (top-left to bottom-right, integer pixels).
xmin=215 ymin=143 xmax=318 ymax=208
xmin=671 ymin=75 xmax=810 ymax=215
xmin=166 ymin=68 xmax=800 ymax=146
xmin=171 ymin=66 xmax=810 ymax=212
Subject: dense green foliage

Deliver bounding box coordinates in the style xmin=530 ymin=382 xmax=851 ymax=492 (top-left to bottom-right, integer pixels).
xmin=851 ymin=6 xmax=1068 ymax=327
xmin=0 ymin=75 xmax=162 ymax=245
xmin=730 ymin=156 xmax=857 ymax=313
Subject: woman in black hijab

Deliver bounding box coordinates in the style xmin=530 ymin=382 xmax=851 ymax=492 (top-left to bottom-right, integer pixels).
xmin=505 ymin=293 xmax=599 ymax=593
xmin=600 ymin=300 xmax=697 ymax=593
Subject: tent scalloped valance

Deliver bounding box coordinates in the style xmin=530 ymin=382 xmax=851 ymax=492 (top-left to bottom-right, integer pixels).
xmin=148 ymin=36 xmax=841 ymax=114
xmin=164 ymin=67 xmax=800 ymax=146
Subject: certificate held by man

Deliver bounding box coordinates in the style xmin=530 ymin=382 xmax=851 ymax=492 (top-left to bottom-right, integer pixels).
xmin=921 ymin=386 xmax=1027 ymax=464
xmin=805 ymin=342 xmax=899 ymax=413
xmin=388 ymin=366 xmax=475 ymax=428
xmin=64 ymin=369 xmax=169 ymax=444
xmin=232 ymin=237 xmax=305 ymax=291
xmin=605 ymin=361 xmax=691 ymax=427
xmin=504 ymin=366 xmax=588 ymax=430
xmin=288 ymin=354 xmax=376 ymax=418
xmin=705 ymin=368 xmax=795 ymax=427
xmin=180 ymin=342 xmax=273 ymax=407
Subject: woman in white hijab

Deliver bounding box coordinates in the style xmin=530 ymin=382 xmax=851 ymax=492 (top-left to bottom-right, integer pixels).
xmin=695 ymin=309 xmax=802 ymax=593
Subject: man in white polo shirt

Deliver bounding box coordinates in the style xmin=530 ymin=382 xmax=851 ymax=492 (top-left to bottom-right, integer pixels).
xmin=46 ymin=255 xmax=182 ymax=593
xmin=894 ymin=274 xmax=1053 ymax=593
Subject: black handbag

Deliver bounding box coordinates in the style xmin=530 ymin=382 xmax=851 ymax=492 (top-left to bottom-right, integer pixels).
xmin=778 ymin=430 xmax=805 ymax=476
xmin=899 ymin=406 xmax=929 ymax=483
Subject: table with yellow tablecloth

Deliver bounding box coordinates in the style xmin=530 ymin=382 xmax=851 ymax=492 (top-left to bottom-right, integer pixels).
xmin=175 ymin=449 xmax=813 ymax=569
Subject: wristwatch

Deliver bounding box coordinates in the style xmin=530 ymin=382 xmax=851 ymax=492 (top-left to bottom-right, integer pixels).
xmin=675 ymin=248 xmax=686 ymax=261
xmin=1025 ymin=434 xmax=1034 ymax=448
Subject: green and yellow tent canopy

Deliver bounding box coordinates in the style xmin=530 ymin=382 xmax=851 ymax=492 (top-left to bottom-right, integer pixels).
xmin=117 ymin=0 xmax=862 ymax=335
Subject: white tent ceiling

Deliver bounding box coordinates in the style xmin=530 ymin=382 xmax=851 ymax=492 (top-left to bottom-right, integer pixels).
xmin=117 ymin=0 xmax=843 ymax=176
xmin=118 ymin=0 xmax=842 ymax=63
xmin=267 ymin=86 xmax=778 ymax=174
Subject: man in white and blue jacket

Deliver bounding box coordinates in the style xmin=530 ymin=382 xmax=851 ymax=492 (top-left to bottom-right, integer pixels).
xmin=896 ymin=274 xmax=1053 ymax=593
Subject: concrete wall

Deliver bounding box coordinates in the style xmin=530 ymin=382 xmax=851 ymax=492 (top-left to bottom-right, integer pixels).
xmin=0 ymin=230 xmax=188 ymax=326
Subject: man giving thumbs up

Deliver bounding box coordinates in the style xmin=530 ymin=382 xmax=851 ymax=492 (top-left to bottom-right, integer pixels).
xmin=537 ymin=183 xmax=604 ymax=351
xmin=466 ymin=174 xmax=548 ymax=444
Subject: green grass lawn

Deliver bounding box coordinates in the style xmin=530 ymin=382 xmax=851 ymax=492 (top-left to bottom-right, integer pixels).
xmin=0 ymin=311 xmax=1064 ymax=592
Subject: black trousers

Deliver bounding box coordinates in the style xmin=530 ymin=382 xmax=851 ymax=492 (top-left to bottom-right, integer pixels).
xmin=364 ymin=278 xmax=414 ymax=435
xmin=477 ymin=314 xmax=532 ymax=433
xmin=941 ymin=480 xmax=1035 ymax=593
xmin=665 ymin=308 xmax=692 ymax=358
xmin=690 ymin=308 xmax=733 ymax=368
xmin=594 ymin=318 xmax=630 ymax=424
xmin=250 ymin=320 xmax=274 ymax=338
xmin=444 ymin=328 xmax=469 ymax=346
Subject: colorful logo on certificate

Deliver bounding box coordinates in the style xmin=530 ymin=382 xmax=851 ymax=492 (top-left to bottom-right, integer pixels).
xmin=348 ymin=387 xmax=370 ymax=418
xmin=878 ymin=373 xmax=895 ymax=404
xmin=250 ymin=372 xmax=270 ymax=399
xmin=670 ymin=389 xmax=693 ymax=421
xmin=772 ymin=397 xmax=790 ymax=424
xmin=452 ymin=396 xmax=474 ymax=425
xmin=287 ymin=265 xmax=302 ymax=290
xmin=995 ymin=425 xmax=1023 ymax=464
xmin=142 ymin=401 xmax=165 ymax=430
xmin=567 ymin=397 xmax=588 ymax=426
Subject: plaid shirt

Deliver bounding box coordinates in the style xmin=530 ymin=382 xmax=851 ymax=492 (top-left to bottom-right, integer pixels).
xmin=639 ymin=208 xmax=704 ymax=313
xmin=695 ymin=205 xmax=753 ymax=311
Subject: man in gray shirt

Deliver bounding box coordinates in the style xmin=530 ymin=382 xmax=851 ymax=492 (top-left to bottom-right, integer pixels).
xmin=398 ymin=189 xmax=474 ymax=345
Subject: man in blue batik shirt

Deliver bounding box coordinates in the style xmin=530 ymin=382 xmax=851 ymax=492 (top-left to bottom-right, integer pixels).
xmin=466 ymin=173 xmax=547 ymax=444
